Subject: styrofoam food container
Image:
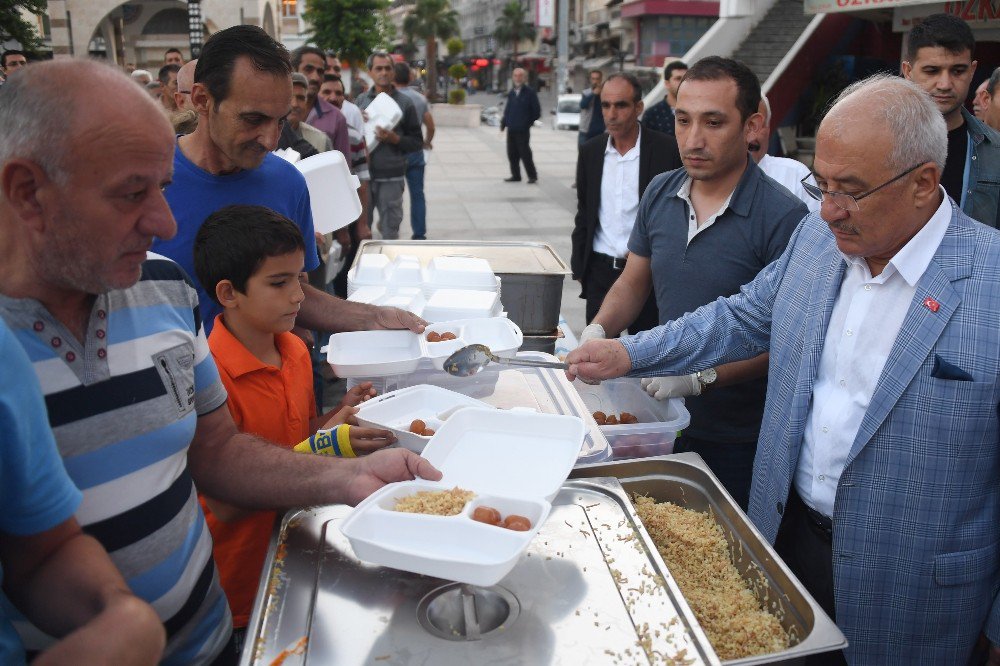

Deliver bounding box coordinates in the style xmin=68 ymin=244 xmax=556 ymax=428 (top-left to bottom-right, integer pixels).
xmin=347 ymin=286 xmax=426 ymax=318
xmin=423 ymin=289 xmax=502 ymax=322
xmin=296 ymin=150 xmax=362 ymax=234
xmin=423 ymin=317 xmax=523 ymax=370
xmin=424 ymin=256 xmax=498 ymax=291
xmin=363 ymin=92 xmax=403 ymax=151
xmin=573 ymin=378 xmax=690 ymax=459
xmin=340 ymin=407 xmax=585 ymax=585
xmin=355 ymin=385 xmax=494 ymax=452
xmin=326 ymin=330 xmax=423 ymax=377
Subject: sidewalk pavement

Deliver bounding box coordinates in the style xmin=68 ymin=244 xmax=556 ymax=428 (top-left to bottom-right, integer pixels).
xmin=396 ymin=119 xmax=588 ymax=339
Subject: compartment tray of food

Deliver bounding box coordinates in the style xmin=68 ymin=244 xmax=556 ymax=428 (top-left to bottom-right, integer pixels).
xmin=243 ymin=477 xmax=718 ymax=666
xmin=570 ymin=453 xmax=848 ymax=665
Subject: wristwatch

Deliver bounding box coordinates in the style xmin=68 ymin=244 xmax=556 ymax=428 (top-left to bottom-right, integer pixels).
xmin=696 ymin=368 xmax=718 ymax=392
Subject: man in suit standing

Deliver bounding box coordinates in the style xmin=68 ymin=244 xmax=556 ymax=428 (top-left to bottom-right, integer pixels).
xmin=501 ymin=68 xmax=541 ymax=183
xmin=567 ymin=74 xmax=1000 ymax=665
xmin=579 ymin=58 xmax=806 ymax=509
xmin=571 ymin=72 xmax=681 ymax=334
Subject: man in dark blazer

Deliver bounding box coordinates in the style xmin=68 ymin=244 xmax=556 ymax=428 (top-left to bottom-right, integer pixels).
xmin=500 ymin=67 xmax=541 ymax=183
xmin=571 ymin=72 xmax=681 ymax=334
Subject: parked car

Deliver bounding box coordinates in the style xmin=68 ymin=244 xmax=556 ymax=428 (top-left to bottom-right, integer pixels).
xmin=552 ymin=93 xmax=582 ymax=131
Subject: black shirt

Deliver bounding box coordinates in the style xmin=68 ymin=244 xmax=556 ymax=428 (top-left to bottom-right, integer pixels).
xmin=942 ymin=123 xmax=968 ymax=203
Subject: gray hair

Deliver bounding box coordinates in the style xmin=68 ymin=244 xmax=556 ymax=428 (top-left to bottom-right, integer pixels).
xmin=131 ymin=68 xmax=152 ymax=84
xmin=0 ymin=66 xmax=74 ymax=183
xmin=367 ymin=51 xmax=391 ymax=70
xmin=988 ymin=66 xmax=1000 ymax=96
xmin=290 ymin=72 xmax=309 ymax=88
xmin=824 ymin=73 xmax=947 ymax=172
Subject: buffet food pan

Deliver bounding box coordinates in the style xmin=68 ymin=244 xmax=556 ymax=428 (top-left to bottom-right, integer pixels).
xmin=243 ymin=476 xmax=721 ymax=665
xmin=570 ymin=453 xmax=848 ymax=665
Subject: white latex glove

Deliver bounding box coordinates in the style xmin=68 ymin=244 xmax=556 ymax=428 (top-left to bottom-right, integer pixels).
xmin=640 ymin=375 xmax=700 ymax=400
xmin=580 ymin=323 xmax=606 ymax=344
xmin=577 ymin=324 xmax=607 ymax=385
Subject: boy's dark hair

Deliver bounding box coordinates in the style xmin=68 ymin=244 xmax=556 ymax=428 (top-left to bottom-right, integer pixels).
xmin=906 ymin=13 xmax=975 ymax=62
xmin=195 ymin=25 xmax=291 ymax=109
xmin=680 ymin=56 xmax=761 ymax=123
xmin=664 ymin=60 xmax=688 ymax=80
xmin=158 ymin=63 xmax=180 ymax=85
xmin=394 ymin=61 xmax=411 ymax=85
xmin=194 ymin=205 xmax=306 ymax=305
xmin=2 ymin=50 xmax=25 ymax=68
xmin=290 ymin=45 xmax=326 ymax=70
xmin=605 ymin=72 xmax=643 ymax=103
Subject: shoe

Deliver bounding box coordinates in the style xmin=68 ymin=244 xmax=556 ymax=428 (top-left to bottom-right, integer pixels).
xmin=527 ymin=178 xmax=538 ymax=184
xmin=411 ymin=235 xmax=426 ymax=240
xmin=504 ymin=177 xmax=521 ymax=182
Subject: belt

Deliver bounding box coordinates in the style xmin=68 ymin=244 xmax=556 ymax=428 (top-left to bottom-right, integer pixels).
xmin=804 ymin=504 xmax=834 ymax=540
xmin=593 ymin=251 xmax=626 ymax=271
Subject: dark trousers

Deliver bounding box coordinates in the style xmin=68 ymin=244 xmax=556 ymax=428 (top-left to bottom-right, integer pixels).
xmin=774 ymin=488 xmax=847 ymax=666
xmin=582 ymin=253 xmax=658 ymax=334
xmin=506 ymin=129 xmax=537 ymax=180
xmin=673 ymin=435 xmax=757 ymax=511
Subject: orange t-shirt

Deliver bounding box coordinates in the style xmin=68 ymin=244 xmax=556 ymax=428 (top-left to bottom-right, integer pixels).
xmin=201 ymin=315 xmax=316 ymax=628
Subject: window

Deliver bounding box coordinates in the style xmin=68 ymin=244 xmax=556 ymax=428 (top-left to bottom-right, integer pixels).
xmin=282 ymin=0 xmax=298 ymax=17
xmin=639 ymin=15 xmax=713 ymax=65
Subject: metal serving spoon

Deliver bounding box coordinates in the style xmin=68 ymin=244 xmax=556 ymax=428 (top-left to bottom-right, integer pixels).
xmin=443 ymin=344 xmax=568 ymax=377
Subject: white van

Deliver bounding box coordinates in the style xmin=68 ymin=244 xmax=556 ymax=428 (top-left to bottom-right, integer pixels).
xmin=552 ymin=93 xmax=582 ymax=131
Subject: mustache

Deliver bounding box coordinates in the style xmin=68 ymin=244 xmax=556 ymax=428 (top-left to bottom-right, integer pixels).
xmin=682 ymin=151 xmax=710 ymax=160
xmin=828 ymin=221 xmax=859 ymax=235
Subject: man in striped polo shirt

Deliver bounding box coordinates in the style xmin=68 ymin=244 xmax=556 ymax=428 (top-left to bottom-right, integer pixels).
xmin=0 ymin=60 xmax=440 ymax=665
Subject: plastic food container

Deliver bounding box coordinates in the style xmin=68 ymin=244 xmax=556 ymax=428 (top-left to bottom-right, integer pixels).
xmin=423 ymin=317 xmax=522 ymax=370
xmin=363 ymin=92 xmax=403 ymax=152
xmin=423 ymin=289 xmax=503 ymax=322
xmin=573 ymin=378 xmax=690 ymax=459
xmin=424 ymin=256 xmax=498 ymax=292
xmin=340 ymin=407 xmax=585 ymax=586
xmin=295 ymin=150 xmax=362 ymax=234
xmin=355 ymin=385 xmax=494 ymax=452
xmin=326 ymin=318 xmax=523 ymax=378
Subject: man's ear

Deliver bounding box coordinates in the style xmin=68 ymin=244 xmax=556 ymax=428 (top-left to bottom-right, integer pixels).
xmin=190 ymin=82 xmax=212 ymax=117
xmin=1 ymin=159 xmax=50 ymax=232
xmin=901 ymin=61 xmax=913 ymax=80
xmin=744 ymin=111 xmax=764 ymax=142
xmin=216 ymin=280 xmax=239 ymax=308
xmin=913 ymin=162 xmax=942 ymax=209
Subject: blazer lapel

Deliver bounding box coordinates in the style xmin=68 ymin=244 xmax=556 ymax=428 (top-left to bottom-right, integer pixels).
xmin=638 ymin=131 xmax=652 ymax=195
xmin=845 ymin=211 xmax=973 ymax=465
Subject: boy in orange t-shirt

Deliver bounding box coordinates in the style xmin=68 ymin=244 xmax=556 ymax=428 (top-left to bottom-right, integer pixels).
xmin=193 ymin=205 xmax=396 ymax=651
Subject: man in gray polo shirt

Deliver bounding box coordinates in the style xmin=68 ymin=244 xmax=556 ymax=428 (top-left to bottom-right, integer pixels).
xmin=582 ymin=57 xmax=807 ymax=508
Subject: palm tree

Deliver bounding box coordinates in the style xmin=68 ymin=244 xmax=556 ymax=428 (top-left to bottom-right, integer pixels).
xmin=403 ymin=0 xmax=459 ymax=102
xmin=493 ymin=1 xmax=536 ymax=69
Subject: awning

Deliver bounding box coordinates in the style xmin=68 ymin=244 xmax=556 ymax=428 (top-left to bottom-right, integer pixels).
xmin=581 ymin=55 xmax=614 ymax=69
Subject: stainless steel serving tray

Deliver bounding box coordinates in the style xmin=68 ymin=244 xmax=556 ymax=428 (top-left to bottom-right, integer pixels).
xmin=243 ymin=477 xmax=722 ymax=665
xmin=570 ymin=453 xmax=848 ymax=665
xmin=352 ymin=240 xmax=572 ymax=275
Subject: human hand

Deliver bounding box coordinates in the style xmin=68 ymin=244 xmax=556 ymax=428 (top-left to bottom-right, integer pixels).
xmin=424 ymin=141 xmax=433 ymax=149
xmin=577 ymin=324 xmax=607 ymax=385
xmin=375 ymin=126 xmax=398 ymax=144
xmin=371 ymin=305 xmax=426 ymax=333
xmin=341 ymin=382 xmax=376 ymax=408
xmin=343 ymin=448 xmax=442 ymax=505
xmin=565 ymin=339 xmax=632 ymax=383
xmin=640 ymin=375 xmax=700 ymax=400
xmin=356 ymin=221 xmax=373 ymax=241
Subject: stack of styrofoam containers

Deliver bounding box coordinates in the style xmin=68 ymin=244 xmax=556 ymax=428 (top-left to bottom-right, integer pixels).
xmin=347 ymin=254 xmax=503 ymax=322
xmin=572 ymin=378 xmax=691 ymax=459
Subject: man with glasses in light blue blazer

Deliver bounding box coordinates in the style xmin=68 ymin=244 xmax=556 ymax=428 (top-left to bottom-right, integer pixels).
xmin=566 ymin=73 xmax=1000 ymax=665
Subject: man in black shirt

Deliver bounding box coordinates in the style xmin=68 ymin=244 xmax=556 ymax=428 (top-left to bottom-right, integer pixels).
xmin=903 ymin=13 xmax=1000 ymax=228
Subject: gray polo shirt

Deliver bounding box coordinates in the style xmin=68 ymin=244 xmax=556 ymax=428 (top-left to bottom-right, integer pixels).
xmin=628 ymin=157 xmax=808 ymax=443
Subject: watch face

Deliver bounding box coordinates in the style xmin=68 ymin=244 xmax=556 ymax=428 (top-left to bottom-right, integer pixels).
xmin=700 ymin=368 xmax=717 ymax=385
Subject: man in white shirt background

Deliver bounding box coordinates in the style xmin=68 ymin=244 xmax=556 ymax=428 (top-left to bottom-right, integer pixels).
xmin=748 ymin=95 xmax=820 ymax=212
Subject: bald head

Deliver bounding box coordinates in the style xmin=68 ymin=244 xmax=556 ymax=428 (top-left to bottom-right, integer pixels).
xmin=0 ymin=60 xmax=171 ymax=183
xmin=175 ymin=59 xmax=197 ymax=111
xmin=820 ymin=74 xmax=946 ymax=173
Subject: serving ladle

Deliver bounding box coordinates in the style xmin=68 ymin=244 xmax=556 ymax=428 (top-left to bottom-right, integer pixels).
xmin=443 ymin=344 xmax=568 ymax=377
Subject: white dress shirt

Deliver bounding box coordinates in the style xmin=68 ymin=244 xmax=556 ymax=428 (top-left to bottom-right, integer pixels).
xmin=795 ymin=189 xmax=952 ymax=517
xmin=677 ymin=176 xmax=736 ymax=244
xmin=758 ymin=154 xmax=821 ymax=213
xmin=593 ymin=130 xmax=642 ymax=259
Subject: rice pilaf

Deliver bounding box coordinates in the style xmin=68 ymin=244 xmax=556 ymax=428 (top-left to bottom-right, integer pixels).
xmin=394 ymin=487 xmax=475 ymax=516
xmin=634 ymin=495 xmax=789 ymax=660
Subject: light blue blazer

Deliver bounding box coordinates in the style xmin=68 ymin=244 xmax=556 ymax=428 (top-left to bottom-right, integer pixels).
xmin=624 ymin=204 xmax=1000 ymax=664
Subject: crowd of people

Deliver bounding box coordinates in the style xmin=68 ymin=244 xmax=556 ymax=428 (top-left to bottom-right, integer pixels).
xmin=2 ymin=8 xmax=1000 ymax=666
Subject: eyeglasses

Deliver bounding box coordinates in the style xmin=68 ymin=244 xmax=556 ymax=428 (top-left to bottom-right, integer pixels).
xmin=801 ymin=163 xmax=925 ymax=212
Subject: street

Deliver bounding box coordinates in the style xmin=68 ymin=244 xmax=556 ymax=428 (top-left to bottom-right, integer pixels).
xmin=398 ymin=93 xmax=587 ymax=338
